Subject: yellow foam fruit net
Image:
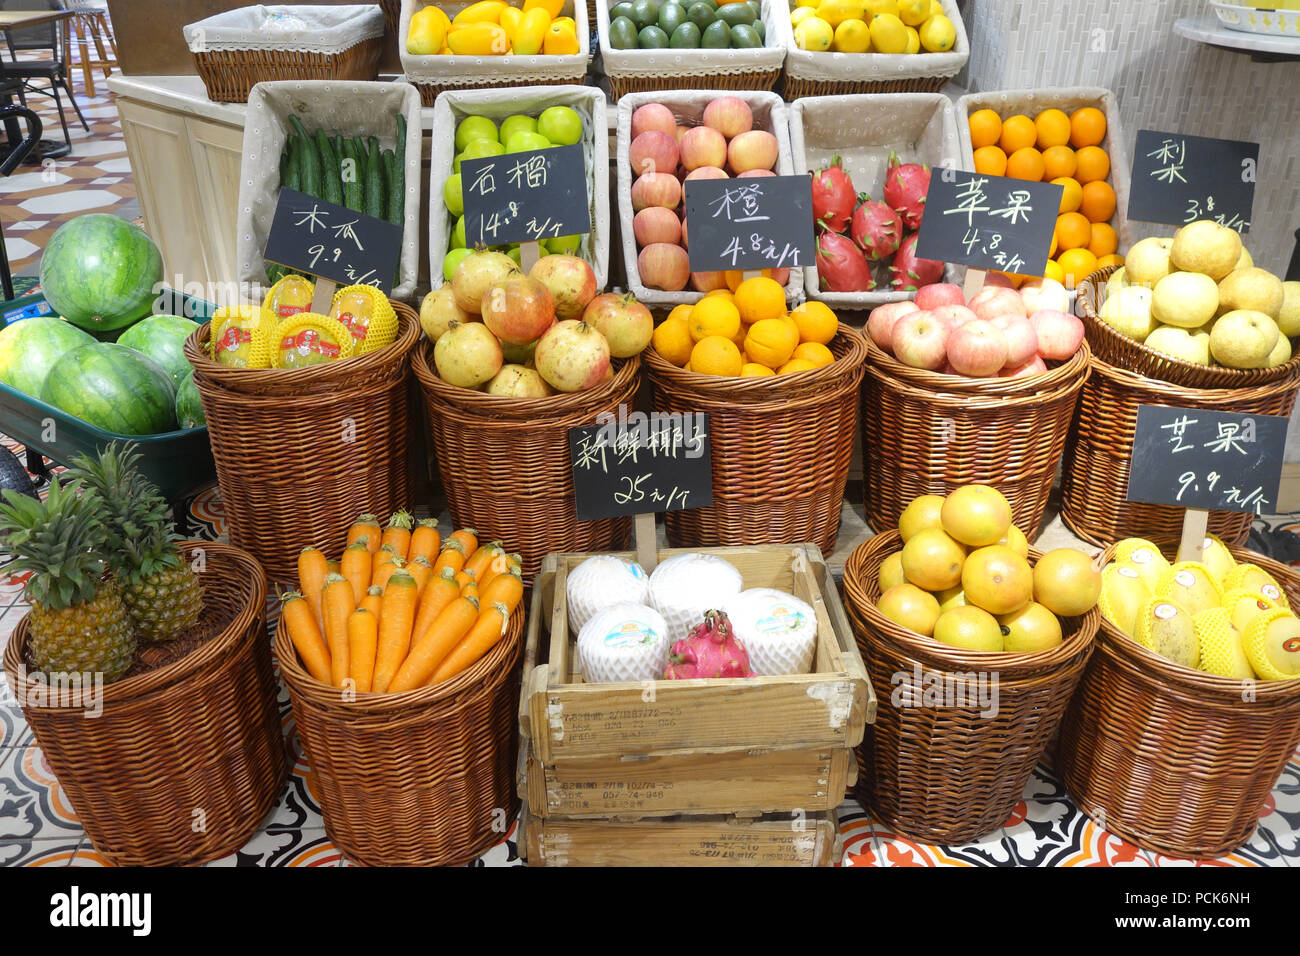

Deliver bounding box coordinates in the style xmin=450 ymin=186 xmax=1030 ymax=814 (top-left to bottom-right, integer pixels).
xmin=210 ymin=305 xmax=276 ymax=369
xmin=272 ymin=312 xmax=356 ymax=370
xmin=330 ymin=284 xmax=399 ymax=354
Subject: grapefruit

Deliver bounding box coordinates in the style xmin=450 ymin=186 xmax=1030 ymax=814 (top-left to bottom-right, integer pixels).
xmin=941 ymin=484 xmax=1013 ymax=547
xmin=898 ymin=494 xmax=945 ymax=542
xmin=878 ymin=552 xmax=906 ymax=592
xmin=901 ymin=528 xmax=966 ymax=591
xmin=999 ymin=602 xmax=1063 ymax=652
xmin=933 ymin=606 xmax=1003 ymax=651
xmin=1032 ymin=548 xmax=1102 ymax=617
xmin=998 ymin=524 xmax=1029 ymax=558
xmin=877 ymin=585 xmax=941 ymax=637
xmin=963 ymin=545 xmax=1034 ymax=615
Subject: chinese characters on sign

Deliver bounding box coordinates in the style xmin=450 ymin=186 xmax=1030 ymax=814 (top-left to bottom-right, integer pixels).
xmin=264 ymin=187 xmax=403 ymax=294
xmin=460 ymin=143 xmax=591 ymax=248
xmin=1129 ymin=129 xmax=1259 ymax=234
xmin=683 ymin=175 xmax=815 ymax=274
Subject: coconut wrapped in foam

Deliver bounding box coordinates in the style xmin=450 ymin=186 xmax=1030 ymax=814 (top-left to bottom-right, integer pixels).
xmin=577 ymin=602 xmax=670 ymax=684
xmin=566 ymin=555 xmax=650 ymax=637
xmin=648 ymin=553 xmax=744 ymax=642
xmin=722 ymin=588 xmax=818 ymax=675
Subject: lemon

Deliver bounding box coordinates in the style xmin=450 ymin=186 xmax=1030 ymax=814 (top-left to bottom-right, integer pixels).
xmin=794 ymin=15 xmax=834 ymax=50
xmin=919 ymin=12 xmax=955 ymax=50
xmin=832 ymin=17 xmax=872 ymax=51
xmin=864 ymin=0 xmax=900 ymax=15
xmin=790 ymin=6 xmax=818 ymax=26
xmin=897 ymin=0 xmax=929 ymax=25
xmin=903 ymin=24 xmax=920 ymax=52
xmin=930 ymin=0 xmax=943 ymax=13
xmin=796 ymin=0 xmax=821 ymax=7
xmin=816 ymin=0 xmax=866 ymax=27
xmin=868 ymin=12 xmax=908 ymax=52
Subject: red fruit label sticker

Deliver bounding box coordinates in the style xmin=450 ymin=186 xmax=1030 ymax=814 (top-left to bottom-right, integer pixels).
xmin=280 ymin=329 xmax=340 ymax=358
xmin=215 ymin=325 xmax=252 ymax=354
xmin=337 ymin=311 xmax=370 ymax=341
xmin=276 ymin=304 xmax=307 ymax=318
xmin=1284 ymin=637 xmax=1300 ymax=653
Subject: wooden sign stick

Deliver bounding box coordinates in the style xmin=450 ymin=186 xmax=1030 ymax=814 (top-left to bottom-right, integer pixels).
xmin=635 ymin=512 xmax=657 ymax=573
xmin=963 ymin=267 xmax=986 ymax=301
xmin=1176 ymin=508 xmax=1209 ymax=564
xmin=310 ymin=277 xmax=338 ymax=315
xmin=521 ymin=240 xmax=541 ymax=273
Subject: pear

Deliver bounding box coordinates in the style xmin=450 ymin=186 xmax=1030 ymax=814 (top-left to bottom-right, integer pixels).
xmin=1113 ymin=538 xmax=1170 ymax=590
xmin=1242 ymin=610 xmax=1300 ymax=680
xmin=1266 ymin=333 xmax=1292 ymax=368
xmin=1106 ymin=266 xmax=1130 ymax=294
xmin=1099 ymin=563 xmax=1153 ymax=637
xmin=1277 ymin=281 xmax=1300 ymax=337
xmin=1125 ymin=236 xmax=1175 ymax=286
xmin=1135 ymin=598 xmax=1200 ymax=668
xmin=1153 ymin=271 xmax=1218 ymax=328
xmin=1144 ymin=325 xmax=1211 ymax=365
xmin=1222 ymin=589 xmax=1279 ymax=634
xmin=1222 ymin=563 xmax=1290 ymax=608
xmin=1217 ymin=267 xmax=1284 ymax=319
xmin=1193 ymin=607 xmax=1255 ymax=679
xmin=1170 ymin=220 xmax=1243 ymax=281
xmin=1155 ymin=562 xmax=1223 ymax=617
xmin=1210 ymin=310 xmax=1279 ymax=369
xmin=1100 ymin=286 xmax=1156 ymax=341
xmin=1235 ymin=246 xmax=1254 ymax=271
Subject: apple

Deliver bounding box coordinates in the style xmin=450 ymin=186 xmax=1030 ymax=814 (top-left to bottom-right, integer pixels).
xmin=969 ymin=287 xmax=1027 ymax=323
xmin=631 ymin=103 xmax=676 ymax=141
xmin=681 ymin=215 xmax=690 ymax=249
xmin=434 ymin=320 xmax=503 ymax=388
xmin=990 ymin=314 xmax=1039 ymax=367
xmin=679 ymin=126 xmax=727 ymax=171
xmin=638 ymin=243 xmax=690 ymax=291
xmin=632 ymin=206 xmax=682 ymax=247
xmin=1019 ymin=278 xmax=1069 ymax=315
xmin=1029 ymin=310 xmax=1085 ymax=360
xmin=1210 ymin=310 xmax=1279 ymax=369
xmin=914 ymin=283 xmax=965 ymax=311
xmin=892 ymin=311 xmax=950 ymax=370
xmin=486 ymin=364 xmax=553 ymax=398
xmin=726 ymin=130 xmax=778 ymax=174
xmin=737 ymin=169 xmax=776 ymax=178
xmin=629 ymin=130 xmax=679 ymax=177
xmin=866 ymin=300 xmax=920 ymax=352
xmin=931 ymin=304 xmax=978 ymax=330
xmin=529 ymin=253 xmax=597 ymax=321
xmin=583 ymin=292 xmax=653 ymax=358
xmin=981 ymin=272 xmax=1016 ymax=290
xmin=1001 ymin=355 xmax=1047 ymax=378
xmin=535 ymin=320 xmax=611 ymax=392
xmin=684 ymin=165 xmax=728 ymax=182
xmin=674 ymin=124 xmax=690 ymax=144
xmin=499 ymin=114 xmax=537 ymax=144
xmin=481 ymin=273 xmax=556 ymax=346
xmin=702 ymin=96 xmax=754 ymax=139
xmin=690 ymin=270 xmax=729 ymax=292
xmin=947 ymin=320 xmax=1009 ymax=377
xmin=631 ymin=172 xmax=682 ymax=211
xmin=505 ymin=130 xmax=551 ymax=153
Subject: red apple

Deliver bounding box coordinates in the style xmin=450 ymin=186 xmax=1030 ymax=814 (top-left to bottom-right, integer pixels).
xmin=583 ymin=292 xmax=653 ymax=358
xmin=1020 ymin=278 xmax=1069 ymax=315
xmin=529 ymin=254 xmax=597 ymax=321
xmin=684 ymin=165 xmax=729 ymax=182
xmin=631 ymin=103 xmax=676 ymax=141
xmin=947 ymin=320 xmax=1009 ymax=377
xmin=681 ymin=215 xmax=690 ymax=249
xmin=1029 ymin=309 xmax=1085 ymax=360
xmin=629 ymin=130 xmax=680 ymax=178
xmin=914 ymin=283 xmax=965 ymax=311
xmin=1000 ymin=355 xmax=1047 ymax=378
xmin=727 ymin=130 xmax=778 ymax=174
xmin=866 ymin=300 xmax=920 ymax=352
xmin=737 ymin=168 xmax=776 ymax=178
xmin=534 ymin=320 xmax=611 ymax=393
xmin=633 ymin=206 xmax=682 ymax=247
xmin=981 ymin=272 xmax=1016 ymax=290
xmin=481 ymin=273 xmax=556 ymax=346
xmin=892 ymin=311 xmax=950 ymax=370
xmin=768 ymin=267 xmax=790 ymax=286
xmin=930 ymin=304 xmax=978 ymax=330
xmin=631 ymin=172 xmax=682 ymax=211
xmin=674 ymin=124 xmax=690 ymax=144
xmin=680 ymin=126 xmax=728 ymax=171
xmin=702 ymin=96 xmax=754 ymax=139
xmin=990 ymin=314 xmax=1039 ymax=367
xmin=690 ymin=270 xmax=728 ymax=292
xmin=969 ymin=287 xmax=1027 ymax=323
xmin=638 ymin=243 xmax=690 ymax=291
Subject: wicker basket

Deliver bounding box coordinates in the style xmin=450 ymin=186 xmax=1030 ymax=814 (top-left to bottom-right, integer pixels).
xmin=274 ymin=605 xmax=525 ymax=866
xmin=2 ymin=542 xmax=285 ymax=866
xmin=643 ymin=325 xmax=867 ymax=555
xmin=1059 ymin=352 xmax=1300 ymax=549
xmin=1078 ymin=265 xmax=1300 ymax=390
xmin=1058 ymin=542 xmax=1300 ymax=859
xmin=862 ymin=337 xmax=1091 ymax=540
xmin=842 ymin=530 xmax=1098 ymax=844
xmin=411 ymin=344 xmax=641 ymax=582
xmin=778 ymin=0 xmax=969 ymax=100
xmin=380 ymin=0 xmax=401 ymax=34
xmin=183 ymin=303 xmax=421 ymax=582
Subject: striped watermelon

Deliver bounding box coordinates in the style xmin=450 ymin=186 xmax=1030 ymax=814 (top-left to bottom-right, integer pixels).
xmin=116 ymin=314 xmax=200 ymax=385
xmin=41 ymin=343 xmax=177 ymax=435
xmin=0 ymin=316 xmax=96 ymax=397
xmin=39 ymin=214 xmax=164 ymax=333
xmin=175 ymin=372 xmax=206 ymax=429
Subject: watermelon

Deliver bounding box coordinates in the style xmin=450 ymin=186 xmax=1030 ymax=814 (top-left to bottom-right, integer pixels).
xmin=175 ymin=372 xmax=206 ymax=429
xmin=39 ymin=214 xmax=164 ymax=333
xmin=0 ymin=316 xmax=96 ymax=397
xmin=116 ymin=314 xmax=200 ymax=385
xmin=42 ymin=343 xmax=177 ymax=435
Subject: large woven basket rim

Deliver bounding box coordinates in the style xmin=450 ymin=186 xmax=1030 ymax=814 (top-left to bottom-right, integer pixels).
xmin=1084 ymin=343 xmax=1300 ymax=402
xmin=184 ymin=301 xmax=421 ymax=396
xmin=864 ymin=332 xmax=1092 ymax=398
xmin=843 ymin=529 xmax=1099 ymax=679
xmin=2 ymin=541 xmax=265 ymax=709
xmin=1079 ymin=265 xmax=1300 ymax=389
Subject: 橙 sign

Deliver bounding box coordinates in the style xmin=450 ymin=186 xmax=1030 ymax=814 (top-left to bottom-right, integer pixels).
xmin=684 ymin=175 xmax=814 ymax=274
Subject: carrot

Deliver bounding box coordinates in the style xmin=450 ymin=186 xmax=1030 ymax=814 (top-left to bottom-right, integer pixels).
xmin=322 ymin=573 xmax=353 ymax=689
xmin=454 ymin=568 xmax=476 ymax=592
xmin=372 ymin=550 xmax=405 ymax=591
xmin=298 ymin=547 xmax=329 ymax=631
xmin=464 ymin=541 xmax=503 ymax=580
xmin=406 ymin=555 xmax=434 ymax=597
xmin=461 ymin=582 xmax=479 ymax=603
xmin=448 ymin=527 xmax=478 ymax=557
xmin=372 ymin=542 xmax=401 ymax=576
xmin=410 ymin=567 xmax=461 ymax=648
xmin=407 ymin=518 xmax=441 ymax=564
xmin=477 ymin=550 xmax=513 ymax=592
xmin=381 ymin=509 xmax=414 ymax=559
xmin=371 ymin=571 xmax=419 ymax=693
xmin=360 ymin=584 xmax=384 ymax=619
xmin=481 ymin=566 xmax=523 ymax=617
xmin=388 ymin=596 xmax=480 ymax=692
xmin=280 ymin=591 xmax=331 ymax=683
xmin=347 ymin=608 xmax=378 ymax=693
xmin=433 ymin=539 xmax=466 ymax=575
xmin=430 ymin=601 xmax=509 ymax=684
xmin=347 ymin=514 xmax=382 ymax=552
xmin=341 ymin=540 xmax=371 ymax=607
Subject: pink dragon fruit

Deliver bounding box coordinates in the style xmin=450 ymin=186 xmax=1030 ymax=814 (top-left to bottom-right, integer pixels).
xmin=889 ymin=233 xmax=944 ymax=292
xmin=663 ymin=609 xmax=752 ymax=679
xmin=850 ymin=195 xmax=902 ymax=261
xmin=883 ymin=151 xmax=931 ymax=230
xmin=816 ymin=230 xmax=874 ymax=292
xmin=810 ymin=155 xmax=856 ymax=233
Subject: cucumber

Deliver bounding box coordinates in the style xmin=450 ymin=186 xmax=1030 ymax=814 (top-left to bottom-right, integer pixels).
xmin=352 ymin=136 xmax=368 ymax=178
xmin=284 ymin=135 xmax=302 ymax=193
xmin=314 ymin=128 xmax=343 ymax=206
xmin=365 ymin=139 xmax=385 ymax=221
xmin=341 ymin=140 xmax=363 ymax=212
xmin=279 ymin=148 xmax=289 ymax=187
xmin=384 ymin=149 xmax=403 ymax=227
xmin=287 ymin=115 xmax=321 ymax=199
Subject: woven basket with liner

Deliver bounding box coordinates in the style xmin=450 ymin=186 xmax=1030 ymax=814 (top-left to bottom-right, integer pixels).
xmin=3 ymin=542 xmax=286 ymax=866
xmin=644 ymin=324 xmax=866 ymax=555
xmin=182 ymin=4 xmax=384 ymax=103
xmin=1058 ymin=541 xmax=1300 ymax=859
xmin=862 ymin=337 xmax=1091 ymax=540
xmin=778 ymin=0 xmax=968 ymax=99
xmin=411 ymin=344 xmax=641 ymax=583
xmin=275 ymin=605 xmax=525 ymax=866
xmin=842 ymin=530 xmax=1098 ymax=844
xmin=183 ymin=302 xmax=421 ymax=583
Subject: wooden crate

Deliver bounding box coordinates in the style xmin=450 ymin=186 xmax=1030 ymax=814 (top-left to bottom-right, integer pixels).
xmin=518 ymin=543 xmax=875 ymax=817
xmin=519 ymin=801 xmax=841 ymax=867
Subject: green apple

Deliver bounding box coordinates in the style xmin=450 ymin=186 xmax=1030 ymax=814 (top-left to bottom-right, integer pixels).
xmin=1278 ymin=281 xmax=1300 ymax=337
xmin=442 ymin=247 xmax=473 ymax=283
xmin=455 ymin=114 xmax=498 ymax=152
xmin=443 ymin=173 xmax=464 ymax=216
xmin=506 ymin=245 xmax=522 ymax=267
xmin=1144 ymin=324 xmax=1211 ymax=365
xmin=454 ymin=137 xmax=505 ymax=173
xmin=1152 ymin=271 xmax=1218 ymax=329
xmin=536 ymin=105 xmax=583 ymax=146
xmin=1100 ymin=286 xmax=1156 ymax=341
xmin=499 ymin=113 xmax=538 ymax=144
xmin=1171 ymin=220 xmax=1242 ymax=281
xmin=1125 ymin=237 xmax=1174 ymax=286
xmin=505 ymin=130 xmax=552 ymax=153
xmin=1210 ymin=309 xmax=1280 ymax=369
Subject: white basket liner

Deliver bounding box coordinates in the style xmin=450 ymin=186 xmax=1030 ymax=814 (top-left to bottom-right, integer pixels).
xmin=427 ymin=85 xmax=610 ymax=289
xmin=598 ymin=0 xmax=786 ymax=80
xmin=235 ymin=80 xmax=424 ymax=301
xmin=399 ymin=0 xmax=590 ymax=87
xmin=777 ymin=0 xmax=969 ymax=85
xmin=790 ymin=93 xmax=964 ymax=310
xmin=616 ymin=90 xmax=801 ymax=308
xmin=183 ymin=4 xmax=383 ymax=54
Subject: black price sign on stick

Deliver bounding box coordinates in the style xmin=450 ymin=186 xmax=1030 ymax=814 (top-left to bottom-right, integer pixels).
xmin=916 ymin=170 xmax=1062 ymax=277
xmin=1128 ymin=129 xmax=1259 ymax=234
xmin=264 ymin=187 xmax=402 ymax=295
xmin=1127 ymin=405 xmax=1287 ymax=516
xmin=684 ymin=176 xmax=814 ymax=273
xmin=460 ymin=143 xmax=591 ymax=247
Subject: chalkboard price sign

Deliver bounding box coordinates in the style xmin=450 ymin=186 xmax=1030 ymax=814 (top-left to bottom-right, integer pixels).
xmin=264 ymin=187 xmax=403 ymax=294
xmin=461 ymin=143 xmax=591 ymax=248
xmin=683 ymin=176 xmax=815 ymax=274
xmin=1127 ymin=405 xmax=1287 ymax=516
xmin=569 ymin=410 xmax=713 ymax=522
xmin=915 ymin=169 xmax=1062 ymax=277
xmin=1128 ymin=129 xmax=1259 ymax=234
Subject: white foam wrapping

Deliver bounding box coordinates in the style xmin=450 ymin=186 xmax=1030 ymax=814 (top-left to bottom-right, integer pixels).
xmin=722 ymin=587 xmax=816 ymax=675
xmin=565 ymin=555 xmax=650 ymax=637
xmin=577 ymin=602 xmax=670 ymax=683
xmin=648 ymin=553 xmax=744 ymax=642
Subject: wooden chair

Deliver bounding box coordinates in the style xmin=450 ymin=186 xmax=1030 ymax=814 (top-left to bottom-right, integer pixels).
xmin=0 ymin=0 xmax=88 ymax=148
xmin=64 ymin=2 xmax=114 ymax=97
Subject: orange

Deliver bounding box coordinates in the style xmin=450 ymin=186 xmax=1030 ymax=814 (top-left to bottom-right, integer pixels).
xmin=1054 ymin=211 xmax=1092 ymax=252
xmin=1096 ymin=253 xmax=1125 ymax=271
xmin=725 ymin=268 xmax=784 ymax=292
xmin=899 ymin=493 xmax=945 ymax=542
xmin=968 ymin=108 xmax=1002 ymax=149
xmin=973 ymin=145 xmax=1008 ymax=178
xmin=689 ymin=336 xmax=743 ymax=377
xmin=1074 ymin=145 xmax=1110 ymax=185
xmin=1048 ymin=229 xmax=1058 ymax=259
xmin=1005 ymin=146 xmax=1045 ymax=182
xmin=1056 ymin=247 xmax=1099 ymax=290
xmin=651 ymin=316 xmax=693 ymax=366
xmin=778 ymin=358 xmax=818 ymax=375
xmin=1079 ymin=180 xmax=1116 ymax=223
xmin=998 ymin=602 xmax=1063 ymax=652
xmin=1034 ymin=108 xmax=1071 ymax=149
xmin=998 ymin=114 xmax=1036 ymax=154
xmin=790 ymin=300 xmax=838 ymax=345
xmin=744 ymin=317 xmax=799 ymax=368
xmin=734 ymin=276 xmax=786 ymax=324
xmin=1069 ymin=106 xmax=1106 ymax=148
xmin=941 ymin=484 xmax=1013 ymax=546
xmin=901 ymin=528 xmax=966 ymax=591
xmin=877 ymin=584 xmax=941 ymax=637
xmin=666 ymin=303 xmax=693 ymax=326
xmin=962 ymin=544 xmax=1034 ymax=615
xmin=1033 ymin=548 xmax=1102 ymax=617
xmin=1041 ymin=144 xmax=1077 ymax=181
xmin=878 ymin=552 xmax=907 ymax=592
xmin=1043 ymin=258 xmax=1065 ymax=284
xmin=741 ymin=362 xmax=775 ymax=378
xmin=1052 ymin=176 xmax=1082 ymax=214
xmin=703 ymin=288 xmax=734 ymax=301
xmin=689 ymin=296 xmax=741 ymax=342
xmin=1087 ymin=221 xmax=1118 ymax=259
xmin=792 ymin=341 xmax=834 ymax=367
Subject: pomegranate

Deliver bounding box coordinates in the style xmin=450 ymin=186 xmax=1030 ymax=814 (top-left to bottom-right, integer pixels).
xmin=434 ymin=320 xmax=503 ymax=388
xmin=947 ymin=320 xmax=1009 ymax=377
xmin=884 ymin=151 xmax=930 ymax=230
xmin=418 ymin=283 xmax=471 ymax=342
xmin=701 ymin=96 xmax=753 ymax=139
xmin=889 ymin=234 xmax=943 ymax=292
xmin=485 ymin=364 xmax=552 ymax=398
xmin=631 ymin=103 xmax=676 ymax=141
xmin=631 ymin=172 xmax=682 ymax=211
xmin=480 ymin=272 xmax=556 ymax=346
xmin=451 ymin=249 xmax=516 ymax=314
xmin=811 ymin=155 xmax=856 ymax=233
xmin=663 ymin=610 xmax=752 ymax=679
xmin=866 ymin=300 xmax=920 ymax=352
xmin=534 ymin=320 xmax=611 ymax=393
xmin=629 ymin=130 xmax=680 ymax=177
xmin=726 ymin=130 xmax=778 ymax=174
xmin=632 ymin=207 xmax=682 ymax=247
xmin=815 ymin=231 xmax=874 ymax=292
xmin=583 ymin=292 xmax=653 ymax=358
xmin=528 ymin=254 xmax=597 ymax=321
xmin=679 ymin=126 xmax=727 ymax=171
xmin=638 ymin=243 xmax=690 ymax=292
xmin=849 ymin=196 xmax=901 ymax=260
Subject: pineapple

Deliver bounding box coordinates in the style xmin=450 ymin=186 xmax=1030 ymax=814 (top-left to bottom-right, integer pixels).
xmin=0 ymin=478 xmax=136 ymax=681
xmin=67 ymin=443 xmax=203 ymax=643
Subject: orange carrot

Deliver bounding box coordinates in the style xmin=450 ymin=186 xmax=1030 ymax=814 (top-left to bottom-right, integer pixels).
xmin=381 ymin=509 xmax=414 ymax=559
xmin=327 ymin=558 xmax=341 ymax=577
xmin=481 ymin=567 xmax=523 ymax=617
xmin=322 ymin=573 xmax=353 ymax=689
xmin=372 ymin=543 xmax=401 ymax=576
xmin=430 ymin=601 xmax=509 ymax=684
xmin=406 ymin=555 xmax=434 ymax=598
xmin=347 ymin=608 xmax=378 ymax=693
xmin=448 ymin=527 xmax=478 ymax=557
xmin=477 ymin=550 xmax=513 ymax=592
xmin=360 ymin=584 xmax=383 ymax=619
xmin=407 ymin=519 xmax=441 ymax=564
xmin=388 ymin=596 xmax=480 ymax=692
xmin=433 ymin=539 xmax=466 ymax=575
xmin=371 ymin=571 xmax=419 ymax=693
xmin=347 ymin=514 xmax=383 ymax=552
xmin=298 ymin=547 xmax=328 ymax=631
xmin=454 ymin=568 xmax=476 ymax=591
xmin=410 ymin=567 xmax=461 ymax=648
xmin=372 ymin=550 xmax=405 ymax=592
xmin=464 ymin=541 xmax=503 ymax=580
xmin=280 ymin=591 xmax=331 ymax=683
xmin=341 ymin=540 xmax=371 ymax=607
xmin=460 ymin=582 xmax=479 ymax=603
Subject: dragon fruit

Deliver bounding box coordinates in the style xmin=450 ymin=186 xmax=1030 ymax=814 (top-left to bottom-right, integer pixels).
xmin=889 ymin=234 xmax=944 ymax=292
xmin=884 ymin=151 xmax=930 ymax=230
xmin=810 ymin=155 xmax=856 ymax=233
xmin=663 ymin=609 xmax=752 ymax=679
xmin=850 ymin=195 xmax=902 ymax=261
xmin=816 ymin=230 xmax=875 ymax=292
